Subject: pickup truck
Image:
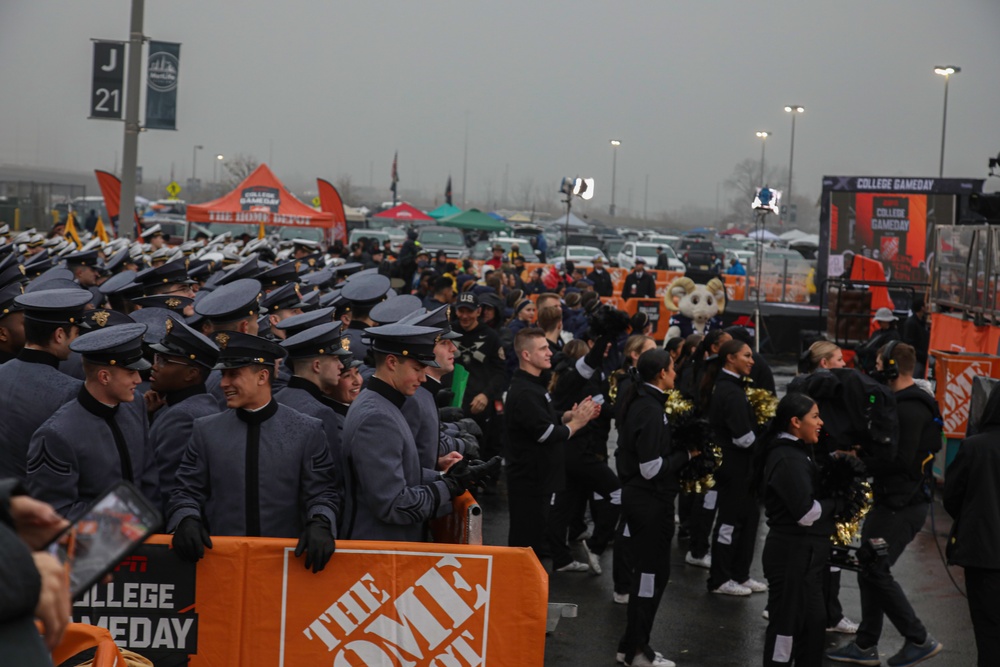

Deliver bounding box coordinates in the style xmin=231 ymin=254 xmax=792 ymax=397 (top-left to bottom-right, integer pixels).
xmin=678 ymin=240 xmax=721 ymax=279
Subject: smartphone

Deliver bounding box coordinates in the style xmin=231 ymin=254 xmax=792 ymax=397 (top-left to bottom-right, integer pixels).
xmin=47 ymin=481 xmax=163 ymax=599
xmin=592 ymin=394 xmax=605 ymax=406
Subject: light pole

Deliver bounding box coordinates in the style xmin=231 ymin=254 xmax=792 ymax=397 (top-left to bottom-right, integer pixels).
xmin=934 ymin=66 xmax=960 ymax=178
xmin=755 ymin=132 xmax=769 ymax=185
xmin=784 ymin=106 xmax=804 ymax=208
xmin=609 ymin=139 xmax=621 ymax=217
xmin=213 ymin=154 xmax=224 ymax=194
xmin=192 ymin=145 xmax=203 ymax=181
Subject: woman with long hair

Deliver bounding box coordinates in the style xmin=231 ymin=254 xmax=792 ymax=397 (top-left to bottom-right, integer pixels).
xmin=788 ymin=341 xmax=858 ymax=635
xmin=703 ymin=338 xmax=767 ymax=596
xmin=677 ymin=328 xmax=730 ymax=566
xmin=547 ymin=337 xmax=621 ymax=576
xmin=758 ymin=392 xmax=838 ymax=667
xmin=615 ymin=349 xmax=692 ymax=667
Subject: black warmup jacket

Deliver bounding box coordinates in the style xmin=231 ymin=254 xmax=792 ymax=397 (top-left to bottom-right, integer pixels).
xmin=762 ymin=436 xmax=837 ymax=538
xmin=616 ymin=383 xmax=689 ymax=495
xmin=504 ymin=369 xmax=571 ymax=494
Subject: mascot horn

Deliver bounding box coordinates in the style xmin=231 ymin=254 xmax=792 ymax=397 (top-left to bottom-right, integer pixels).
xmin=663 ymin=276 xmax=726 ymax=342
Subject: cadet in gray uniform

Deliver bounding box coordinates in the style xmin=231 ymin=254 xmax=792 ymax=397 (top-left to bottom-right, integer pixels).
xmin=192 ymin=278 xmax=263 ymax=407
xmin=26 ymin=323 xmax=160 ymax=519
xmin=339 ymin=273 xmax=391 ymax=363
xmin=167 ymin=331 xmax=339 ymax=573
xmin=397 ymin=306 xmax=477 ymax=470
xmin=341 ymin=323 xmax=500 ymax=542
xmin=0 ymin=283 xmax=26 ymax=364
xmin=0 ymin=288 xmax=91 ymax=481
xmin=276 ymin=321 xmax=352 ymax=468
xmin=146 ymin=317 xmax=221 ymax=514
xmin=321 ymin=356 xmax=364 ymax=435
xmin=260 ymin=282 xmax=310 ymax=390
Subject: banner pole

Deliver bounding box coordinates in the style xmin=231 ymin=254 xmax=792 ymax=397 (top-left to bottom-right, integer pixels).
xmin=119 ymin=0 xmax=144 ymax=240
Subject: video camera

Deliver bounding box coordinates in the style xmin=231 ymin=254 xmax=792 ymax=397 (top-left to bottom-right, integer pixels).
xmin=587 ymin=303 xmax=631 ymax=338
xmin=829 ymin=537 xmax=889 ymax=573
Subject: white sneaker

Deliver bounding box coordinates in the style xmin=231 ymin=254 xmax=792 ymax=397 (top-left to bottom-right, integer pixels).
xmin=762 ymin=609 xmax=769 ymax=620
xmin=555 ymin=560 xmax=589 ymax=572
xmin=613 ymin=592 xmax=629 ymax=605
xmin=711 ymin=580 xmax=753 ymax=596
xmin=740 ymin=578 xmax=768 ymax=593
xmin=583 ymin=543 xmax=603 ymax=575
xmin=616 ymin=649 xmax=665 ymax=664
xmin=627 ymin=653 xmax=676 ymax=667
xmin=827 ymin=616 xmax=860 ymax=634
xmin=685 ymin=551 xmax=711 ymax=569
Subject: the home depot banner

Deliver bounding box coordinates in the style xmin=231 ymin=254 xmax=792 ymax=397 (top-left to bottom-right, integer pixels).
xmin=71 ymin=536 xmax=547 ymax=667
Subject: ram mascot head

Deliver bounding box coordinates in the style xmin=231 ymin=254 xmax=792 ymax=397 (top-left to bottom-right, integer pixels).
xmin=663 ymin=277 xmax=726 ymax=341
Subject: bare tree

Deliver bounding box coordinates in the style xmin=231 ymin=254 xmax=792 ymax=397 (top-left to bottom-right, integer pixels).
xmin=516 ymin=177 xmax=535 ymax=210
xmin=223 ymin=154 xmax=260 ymax=187
xmin=335 ymin=175 xmax=355 ymax=206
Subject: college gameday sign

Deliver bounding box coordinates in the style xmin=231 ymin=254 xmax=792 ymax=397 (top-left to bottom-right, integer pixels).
xmin=73 ymin=535 xmax=547 ymax=666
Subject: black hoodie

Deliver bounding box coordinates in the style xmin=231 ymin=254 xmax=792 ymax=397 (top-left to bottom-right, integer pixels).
xmin=865 ymin=383 xmax=941 ymax=509
xmin=944 ymin=385 xmax=1000 ymax=568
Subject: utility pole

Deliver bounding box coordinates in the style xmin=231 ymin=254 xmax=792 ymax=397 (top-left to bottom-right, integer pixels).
xmin=119 ymin=0 xmax=144 ymax=238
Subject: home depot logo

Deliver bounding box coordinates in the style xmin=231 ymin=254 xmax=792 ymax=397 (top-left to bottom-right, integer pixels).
xmin=943 ymin=360 xmax=992 ymax=436
xmin=280 ymin=549 xmax=492 ymax=666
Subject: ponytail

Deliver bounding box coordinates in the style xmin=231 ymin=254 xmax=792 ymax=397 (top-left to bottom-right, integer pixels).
xmin=618 ymin=349 xmax=672 ymax=420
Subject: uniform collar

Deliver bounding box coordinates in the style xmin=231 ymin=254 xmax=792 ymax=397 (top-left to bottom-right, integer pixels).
xmin=165 ymin=383 xmax=207 ymax=406
xmin=514 ymin=367 xmax=548 ymax=387
xmin=288 ymin=375 xmax=324 ymax=401
xmin=368 ymin=376 xmax=406 ymax=409
xmin=423 ymin=375 xmax=443 ymax=396
xmin=18 ymin=347 xmax=61 ymax=369
xmin=236 ymin=399 xmax=278 ymax=425
xmin=78 ymin=385 xmax=119 ymax=419
xmin=322 ymin=396 xmax=350 ymax=415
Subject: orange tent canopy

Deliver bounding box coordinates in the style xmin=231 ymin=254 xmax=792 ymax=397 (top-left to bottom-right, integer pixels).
xmin=187 ymin=164 xmax=333 ymax=229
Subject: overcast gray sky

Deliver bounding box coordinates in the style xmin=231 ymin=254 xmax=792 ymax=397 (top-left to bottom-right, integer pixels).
xmin=1 ymin=0 xmax=998 ymax=219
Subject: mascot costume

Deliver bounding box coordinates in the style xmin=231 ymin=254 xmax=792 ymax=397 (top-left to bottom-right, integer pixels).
xmin=664 ymin=276 xmax=726 ymax=341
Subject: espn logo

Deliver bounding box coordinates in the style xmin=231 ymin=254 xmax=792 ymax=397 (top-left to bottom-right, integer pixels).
xmin=280 ymin=550 xmax=493 ymax=666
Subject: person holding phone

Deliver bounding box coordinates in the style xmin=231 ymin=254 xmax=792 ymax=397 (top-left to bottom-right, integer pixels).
xmin=0 ymin=478 xmax=70 ymax=665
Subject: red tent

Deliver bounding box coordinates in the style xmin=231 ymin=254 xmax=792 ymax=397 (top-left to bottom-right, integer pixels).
xmin=187 ymin=164 xmax=333 ymax=230
xmin=371 ymin=203 xmax=434 ymax=222
xmin=718 ymin=227 xmax=747 ymax=236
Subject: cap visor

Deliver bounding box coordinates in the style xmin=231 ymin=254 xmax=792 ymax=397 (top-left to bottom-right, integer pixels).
xmin=125 ymin=358 xmax=152 ymax=371
xmin=441 ymin=331 xmax=462 ymax=340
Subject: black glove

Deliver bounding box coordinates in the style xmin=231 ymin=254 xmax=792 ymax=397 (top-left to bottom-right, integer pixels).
xmin=172 ymin=517 xmax=212 ymax=563
xmin=456 ymin=417 xmax=483 ymax=439
xmin=295 ymin=516 xmax=336 ymax=573
xmin=436 ymin=390 xmax=457 ymax=410
xmin=439 ymin=406 xmax=465 ymax=423
xmin=441 ymin=456 xmax=503 ymax=498
xmin=457 ymin=432 xmax=481 ymax=460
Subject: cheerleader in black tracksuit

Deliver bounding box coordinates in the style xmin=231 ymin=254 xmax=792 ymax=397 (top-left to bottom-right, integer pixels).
xmin=759 ymin=393 xmax=839 ymax=666
xmin=615 ymin=349 xmax=693 ymax=667
xmin=703 ymin=338 xmax=767 ymax=595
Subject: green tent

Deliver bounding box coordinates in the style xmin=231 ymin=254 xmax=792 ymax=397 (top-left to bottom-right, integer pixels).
xmin=428 ymin=203 xmax=462 ymax=220
xmin=438 ymin=208 xmax=509 ymax=233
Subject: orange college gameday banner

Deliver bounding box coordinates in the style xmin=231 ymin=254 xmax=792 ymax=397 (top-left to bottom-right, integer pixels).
xmin=71 ymin=536 xmax=548 ymax=667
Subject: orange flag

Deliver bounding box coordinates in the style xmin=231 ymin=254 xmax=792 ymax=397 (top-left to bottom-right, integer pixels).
xmin=95 ymin=216 xmax=110 ymax=243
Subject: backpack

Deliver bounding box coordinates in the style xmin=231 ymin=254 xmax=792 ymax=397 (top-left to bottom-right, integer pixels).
xmin=787 ymin=368 xmax=898 ymax=459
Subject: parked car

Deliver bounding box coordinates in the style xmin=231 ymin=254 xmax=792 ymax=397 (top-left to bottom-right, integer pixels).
xmin=417 ymin=226 xmax=469 ymax=260
xmin=677 ymin=240 xmax=721 ymax=273
xmin=617 ymin=241 xmax=685 ymax=273
xmin=558 ymin=245 xmax=607 ymax=269
xmin=348 ymin=229 xmax=391 ymax=248
xmin=602 ymin=239 xmax=626 ymax=265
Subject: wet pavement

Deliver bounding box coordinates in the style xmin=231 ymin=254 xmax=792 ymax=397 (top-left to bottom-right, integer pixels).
xmin=476 ymin=362 xmax=978 ymax=666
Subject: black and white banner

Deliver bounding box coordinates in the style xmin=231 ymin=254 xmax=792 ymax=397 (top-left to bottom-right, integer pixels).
xmin=90 ymin=41 xmax=125 ymax=120
xmin=145 ymin=41 xmax=181 ymax=130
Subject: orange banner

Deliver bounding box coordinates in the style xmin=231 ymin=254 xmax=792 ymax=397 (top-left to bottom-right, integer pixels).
xmin=316 ymin=178 xmax=348 ymax=245
xmin=929 ymin=312 xmax=1000 ymax=355
xmin=931 ymin=351 xmax=1000 ymax=438
xmin=70 ymin=536 xmax=547 ymax=667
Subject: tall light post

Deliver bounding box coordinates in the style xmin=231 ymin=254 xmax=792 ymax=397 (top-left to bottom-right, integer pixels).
xmin=934 ymin=66 xmax=960 ymax=178
xmin=213 ymin=154 xmax=224 ymax=193
xmin=784 ymin=106 xmax=804 ymax=209
xmin=192 ymin=144 xmax=203 ymax=181
xmin=609 ymin=139 xmax=621 ymax=217
xmin=755 ymin=131 xmax=770 ymax=185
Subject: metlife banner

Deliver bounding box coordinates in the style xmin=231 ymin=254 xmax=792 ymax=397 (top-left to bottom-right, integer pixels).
xmin=145 ymin=41 xmax=181 ymax=130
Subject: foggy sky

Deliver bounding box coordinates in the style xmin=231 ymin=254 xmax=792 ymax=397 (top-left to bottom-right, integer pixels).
xmin=1 ymin=0 xmax=999 ymax=220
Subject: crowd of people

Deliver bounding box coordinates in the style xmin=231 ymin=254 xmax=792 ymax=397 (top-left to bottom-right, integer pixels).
xmin=0 ymin=222 xmax=988 ymax=666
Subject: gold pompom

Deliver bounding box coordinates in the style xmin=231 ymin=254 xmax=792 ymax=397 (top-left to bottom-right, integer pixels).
xmin=745 ymin=387 xmax=778 ymax=425
xmin=832 ymin=482 xmax=873 ymax=546
xmin=664 ymin=389 xmax=694 ymax=418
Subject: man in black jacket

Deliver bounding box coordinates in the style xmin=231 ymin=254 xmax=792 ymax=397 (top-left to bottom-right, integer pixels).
xmin=505 ymin=328 xmax=598 ymax=562
xmin=621 ymin=258 xmax=657 ymax=300
xmin=452 ymin=292 xmax=507 ymax=458
xmin=901 ymin=299 xmax=930 ymax=379
xmin=944 ymin=383 xmax=1000 ymax=666
xmin=828 ymin=342 xmax=943 ymax=666
xmin=588 ymin=255 xmax=614 ymax=297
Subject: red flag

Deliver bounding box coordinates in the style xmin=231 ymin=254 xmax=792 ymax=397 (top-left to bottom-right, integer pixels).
xmin=94 ymin=169 xmax=142 ymax=237
xmin=316 ymin=179 xmax=348 ymax=244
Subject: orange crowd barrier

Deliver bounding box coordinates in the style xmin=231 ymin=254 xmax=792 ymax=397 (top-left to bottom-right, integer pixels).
xmin=929 ymin=312 xmax=1000 ymax=356
xmin=69 ymin=535 xmax=547 ymax=667
xmin=931 ymin=350 xmax=1000 ymax=439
